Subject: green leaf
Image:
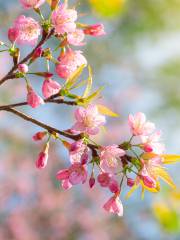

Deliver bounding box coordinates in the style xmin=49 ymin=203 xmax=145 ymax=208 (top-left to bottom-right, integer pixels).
xmin=85 ymin=86 xmax=104 ymax=103
xmin=97 ymin=104 xmax=119 ymax=117
xmin=83 ymin=65 xmax=93 ymax=98
xmin=65 ymin=65 xmax=86 ymax=89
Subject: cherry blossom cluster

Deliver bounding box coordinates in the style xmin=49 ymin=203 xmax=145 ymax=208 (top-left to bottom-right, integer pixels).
xmin=0 ymin=0 xmax=178 ymax=217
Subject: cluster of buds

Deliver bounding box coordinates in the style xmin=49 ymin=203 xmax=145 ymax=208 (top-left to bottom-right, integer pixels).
xmin=0 ymin=0 xmax=178 ymax=218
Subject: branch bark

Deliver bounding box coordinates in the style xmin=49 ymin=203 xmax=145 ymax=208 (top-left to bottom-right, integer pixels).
xmin=0 ymin=29 xmax=54 ymax=86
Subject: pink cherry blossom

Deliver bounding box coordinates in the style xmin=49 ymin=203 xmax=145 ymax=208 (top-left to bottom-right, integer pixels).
xmin=42 ymin=78 xmax=61 ymax=98
xmin=27 ymin=86 xmax=44 ymax=108
xmin=10 ymin=15 xmax=41 ymax=46
xmin=18 ymin=64 xmax=29 ymax=73
xmin=100 ymin=145 xmax=125 ymax=173
xmin=97 ymin=173 xmax=111 ymax=187
xmin=51 ymin=4 xmax=77 ymax=35
xmin=56 ymin=49 xmax=87 ymax=79
xmin=56 ymin=163 xmax=87 ymax=189
xmin=69 ymin=140 xmax=89 ymax=164
xmin=67 ymin=29 xmax=85 ymax=46
xmin=140 ymin=131 xmax=165 ymax=154
xmin=128 ymin=112 xmax=155 ymax=136
xmin=20 ymin=0 xmax=45 ymax=9
xmin=72 ymin=105 xmax=106 ymax=135
xmin=83 ymin=24 xmax=106 ymax=36
xmin=103 ymin=196 xmax=123 ymax=217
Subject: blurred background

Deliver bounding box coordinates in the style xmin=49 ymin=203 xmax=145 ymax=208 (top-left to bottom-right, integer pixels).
xmin=0 ymin=0 xmax=180 ymax=239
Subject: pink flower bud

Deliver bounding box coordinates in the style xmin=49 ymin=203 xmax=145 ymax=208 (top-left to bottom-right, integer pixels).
xmin=97 ymin=173 xmax=110 ymax=187
xmin=35 ymin=143 xmax=49 ymax=169
xmin=108 ymin=179 xmax=120 ymax=194
xmin=142 ymin=175 xmax=156 ymax=188
xmin=8 ymin=27 xmax=19 ymax=43
xmin=18 ymin=64 xmax=28 ymax=73
xmin=127 ymin=178 xmax=135 ymax=187
xmin=32 ymin=131 xmax=47 ymax=141
xmin=27 ymin=86 xmax=44 ymax=108
xmin=83 ymin=24 xmax=106 ymax=37
xmin=143 ymin=144 xmax=153 ymax=153
xmin=32 ymin=47 xmax=43 ymax=59
xmin=89 ymin=176 xmax=95 ymax=188
xmin=42 ymin=78 xmax=61 ymax=98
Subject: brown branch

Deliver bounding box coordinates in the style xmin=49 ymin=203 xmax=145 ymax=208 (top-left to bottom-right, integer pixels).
xmin=2 ymin=107 xmax=82 ymax=141
xmin=0 ymin=29 xmax=54 ymax=86
xmin=0 ymin=98 xmax=77 ymax=110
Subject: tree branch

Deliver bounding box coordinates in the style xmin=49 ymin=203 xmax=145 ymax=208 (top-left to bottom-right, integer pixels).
xmin=2 ymin=107 xmax=82 ymax=141
xmin=0 ymin=29 xmax=55 ymax=86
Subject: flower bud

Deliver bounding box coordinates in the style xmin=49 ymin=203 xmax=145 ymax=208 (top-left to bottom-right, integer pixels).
xmin=8 ymin=27 xmax=19 ymax=43
xmin=32 ymin=131 xmax=47 ymax=141
xmin=108 ymin=179 xmax=120 ymax=194
xmin=36 ymin=142 xmax=49 ymax=169
xmin=97 ymin=173 xmax=110 ymax=187
xmin=32 ymin=47 xmax=43 ymax=59
xmin=50 ymin=0 xmax=60 ymax=10
xmin=142 ymin=175 xmax=156 ymax=188
xmin=18 ymin=64 xmax=29 ymax=73
xmin=89 ymin=176 xmax=95 ymax=188
xmin=83 ymin=24 xmax=106 ymax=37
xmin=127 ymin=178 xmax=135 ymax=187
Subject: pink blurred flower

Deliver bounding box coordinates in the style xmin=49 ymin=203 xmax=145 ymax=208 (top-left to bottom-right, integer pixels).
xmin=51 ymin=4 xmax=77 ymax=35
xmin=83 ymin=24 xmax=106 ymax=36
xmin=140 ymin=131 xmax=165 ymax=154
xmin=97 ymin=173 xmax=111 ymax=187
xmin=27 ymin=86 xmax=44 ymax=108
xmin=100 ymin=145 xmax=125 ymax=173
xmin=56 ymin=163 xmax=87 ymax=189
xmin=35 ymin=143 xmax=49 ymax=169
xmin=103 ymin=196 xmax=123 ymax=217
xmin=20 ymin=0 xmax=45 ymax=9
xmin=69 ymin=140 xmax=89 ymax=164
xmin=67 ymin=29 xmax=85 ymax=46
xmin=42 ymin=78 xmax=61 ymax=98
xmin=72 ymin=105 xmax=106 ymax=135
xmin=18 ymin=64 xmax=28 ymax=73
xmin=10 ymin=15 xmax=41 ymax=46
xmin=56 ymin=49 xmax=87 ymax=79
xmin=128 ymin=112 xmax=155 ymax=136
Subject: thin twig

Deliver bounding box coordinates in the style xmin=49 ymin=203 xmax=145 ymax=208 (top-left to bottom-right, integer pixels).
xmin=3 ymin=107 xmax=82 ymax=141
xmin=0 ymin=29 xmax=54 ymax=86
